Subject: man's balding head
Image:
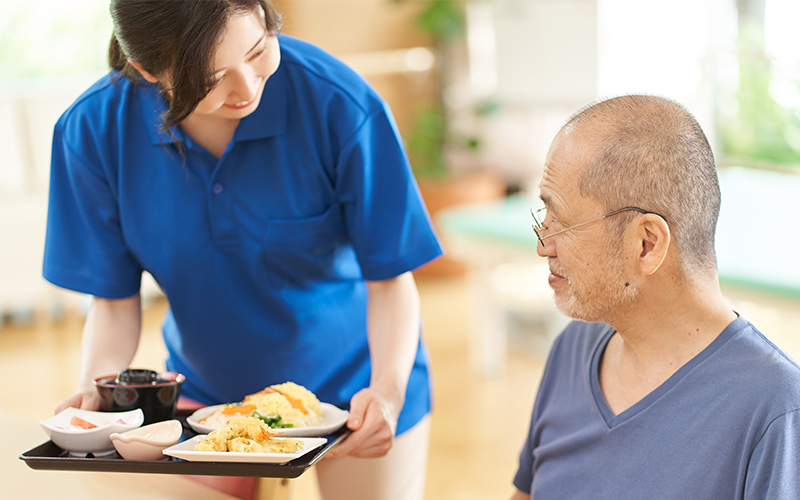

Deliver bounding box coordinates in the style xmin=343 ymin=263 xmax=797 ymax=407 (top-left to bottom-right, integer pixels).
xmin=561 ymin=95 xmax=720 ymax=273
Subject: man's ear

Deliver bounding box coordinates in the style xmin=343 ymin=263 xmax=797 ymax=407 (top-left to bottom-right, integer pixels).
xmin=127 ymin=59 xmax=159 ymax=83
xmin=636 ymin=214 xmax=670 ymax=276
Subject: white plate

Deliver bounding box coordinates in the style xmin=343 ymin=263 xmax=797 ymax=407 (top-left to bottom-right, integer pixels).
xmin=187 ymin=402 xmax=349 ymax=437
xmin=163 ymin=435 xmax=327 ymax=464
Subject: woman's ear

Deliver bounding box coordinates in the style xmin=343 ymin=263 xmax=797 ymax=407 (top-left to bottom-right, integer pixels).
xmin=127 ymin=58 xmax=159 ymax=83
xmin=637 ymin=214 xmax=670 ymax=276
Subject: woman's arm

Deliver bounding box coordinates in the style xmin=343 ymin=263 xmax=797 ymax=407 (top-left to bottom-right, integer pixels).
xmin=327 ymin=271 xmax=421 ymax=458
xmin=54 ymin=294 xmax=142 ymax=413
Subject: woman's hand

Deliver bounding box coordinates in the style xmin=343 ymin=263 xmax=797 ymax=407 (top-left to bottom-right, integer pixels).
xmin=54 ymin=387 xmax=102 ymax=414
xmin=326 ymin=385 xmax=401 ymax=458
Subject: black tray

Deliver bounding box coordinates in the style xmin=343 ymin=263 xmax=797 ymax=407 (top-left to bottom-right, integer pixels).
xmin=19 ymin=411 xmax=349 ymax=479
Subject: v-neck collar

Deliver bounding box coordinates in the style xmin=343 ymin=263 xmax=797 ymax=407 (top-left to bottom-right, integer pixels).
xmin=589 ymin=316 xmax=748 ymax=428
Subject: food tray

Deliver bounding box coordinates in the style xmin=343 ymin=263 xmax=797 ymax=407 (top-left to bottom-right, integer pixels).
xmin=19 ymin=410 xmax=349 ymax=479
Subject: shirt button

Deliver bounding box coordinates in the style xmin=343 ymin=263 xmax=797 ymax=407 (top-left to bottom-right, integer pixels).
xmin=212 ymin=183 xmax=224 ymax=195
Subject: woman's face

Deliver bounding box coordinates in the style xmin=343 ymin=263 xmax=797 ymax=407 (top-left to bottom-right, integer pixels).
xmin=190 ymin=9 xmax=280 ymax=121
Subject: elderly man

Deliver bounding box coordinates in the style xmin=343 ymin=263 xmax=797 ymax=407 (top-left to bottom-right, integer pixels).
xmin=511 ymin=95 xmax=800 ymax=499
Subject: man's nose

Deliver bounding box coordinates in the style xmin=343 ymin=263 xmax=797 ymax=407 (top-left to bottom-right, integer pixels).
xmin=536 ymin=236 xmax=555 ymax=258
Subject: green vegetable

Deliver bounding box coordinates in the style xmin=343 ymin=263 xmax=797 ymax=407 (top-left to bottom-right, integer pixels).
xmin=251 ymin=411 xmax=294 ymax=428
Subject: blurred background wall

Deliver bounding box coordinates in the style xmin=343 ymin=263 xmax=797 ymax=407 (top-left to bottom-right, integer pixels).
xmin=1 ymin=0 xmax=799 ymax=327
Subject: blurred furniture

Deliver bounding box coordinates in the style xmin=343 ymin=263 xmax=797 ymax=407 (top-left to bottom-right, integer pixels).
xmin=0 ymin=78 xmax=165 ymax=324
xmin=438 ymin=166 xmax=800 ymax=376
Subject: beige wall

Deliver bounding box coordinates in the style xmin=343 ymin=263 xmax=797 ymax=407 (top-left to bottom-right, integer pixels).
xmin=273 ymin=0 xmax=438 ymax=135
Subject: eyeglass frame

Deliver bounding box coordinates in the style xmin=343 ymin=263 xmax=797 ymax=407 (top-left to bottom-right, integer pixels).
xmin=530 ymin=205 xmax=667 ymax=247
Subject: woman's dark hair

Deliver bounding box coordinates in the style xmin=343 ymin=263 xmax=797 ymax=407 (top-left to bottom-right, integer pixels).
xmin=108 ymin=0 xmax=281 ymax=131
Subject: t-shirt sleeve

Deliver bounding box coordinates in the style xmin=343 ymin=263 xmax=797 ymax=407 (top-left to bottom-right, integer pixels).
xmin=42 ymin=124 xmax=143 ymax=298
xmin=744 ymin=409 xmax=800 ymax=499
xmin=335 ymin=102 xmax=443 ymax=280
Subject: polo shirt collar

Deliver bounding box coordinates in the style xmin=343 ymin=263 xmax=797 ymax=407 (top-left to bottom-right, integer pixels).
xmin=235 ymin=59 xmax=288 ymax=141
xmin=138 ymin=60 xmax=288 ymax=146
xmin=134 ymin=81 xmax=176 ymax=146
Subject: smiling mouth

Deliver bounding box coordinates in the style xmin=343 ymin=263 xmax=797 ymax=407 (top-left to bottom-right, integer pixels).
xmin=224 ymin=99 xmax=253 ymax=109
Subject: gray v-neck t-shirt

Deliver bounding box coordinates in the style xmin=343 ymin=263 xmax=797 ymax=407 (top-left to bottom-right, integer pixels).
xmin=514 ymin=316 xmax=800 ymax=499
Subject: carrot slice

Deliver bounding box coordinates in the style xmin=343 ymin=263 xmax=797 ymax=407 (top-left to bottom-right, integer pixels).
xmin=70 ymin=416 xmax=97 ymax=429
xmin=220 ymin=404 xmax=257 ymax=416
xmin=243 ymin=385 xmax=308 ymax=414
xmin=243 ymin=387 xmax=278 ymax=401
xmin=271 ymin=388 xmax=308 ymax=415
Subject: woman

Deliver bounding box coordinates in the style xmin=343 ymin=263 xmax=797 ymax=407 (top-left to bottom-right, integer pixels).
xmin=44 ymin=1 xmax=442 ymax=498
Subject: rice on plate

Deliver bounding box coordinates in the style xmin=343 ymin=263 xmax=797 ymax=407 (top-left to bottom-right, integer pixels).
xmin=200 ymin=382 xmax=323 ymax=429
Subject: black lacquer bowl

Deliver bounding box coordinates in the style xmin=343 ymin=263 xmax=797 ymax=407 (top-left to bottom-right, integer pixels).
xmin=94 ymin=369 xmax=185 ymax=425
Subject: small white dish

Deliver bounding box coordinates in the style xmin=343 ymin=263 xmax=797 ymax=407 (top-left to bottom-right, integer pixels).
xmin=187 ymin=402 xmax=349 ymax=437
xmin=39 ymin=408 xmax=144 ymax=457
xmin=110 ymin=419 xmax=183 ymax=461
xmin=163 ymin=435 xmax=327 ymax=464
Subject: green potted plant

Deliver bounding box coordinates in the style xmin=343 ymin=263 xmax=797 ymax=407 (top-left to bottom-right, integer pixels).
xmin=398 ymin=0 xmax=507 ymax=276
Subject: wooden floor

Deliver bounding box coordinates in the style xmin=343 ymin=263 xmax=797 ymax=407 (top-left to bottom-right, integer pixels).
xmin=2 ymin=271 xmax=799 ymax=499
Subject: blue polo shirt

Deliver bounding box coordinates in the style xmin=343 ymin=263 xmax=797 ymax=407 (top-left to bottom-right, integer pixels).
xmin=43 ymin=35 xmax=443 ymax=435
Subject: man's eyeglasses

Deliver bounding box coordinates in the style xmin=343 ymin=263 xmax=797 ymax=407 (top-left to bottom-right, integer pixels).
xmin=530 ymin=205 xmax=666 ymax=246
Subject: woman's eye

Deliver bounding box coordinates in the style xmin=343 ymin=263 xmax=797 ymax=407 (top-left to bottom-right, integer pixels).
xmin=248 ymin=49 xmax=266 ymax=62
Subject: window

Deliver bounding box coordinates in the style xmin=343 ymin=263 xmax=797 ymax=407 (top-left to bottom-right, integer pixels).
xmin=717 ymin=0 xmax=800 ymax=169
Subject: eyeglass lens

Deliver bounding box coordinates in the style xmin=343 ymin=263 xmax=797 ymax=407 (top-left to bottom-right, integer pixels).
xmin=531 ymin=206 xmax=547 ymax=229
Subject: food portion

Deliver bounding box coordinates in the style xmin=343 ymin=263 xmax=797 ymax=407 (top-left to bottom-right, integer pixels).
xmin=194 ymin=416 xmax=303 ymax=454
xmin=56 ymin=415 xmax=128 ymax=431
xmin=200 ymin=382 xmax=324 ymax=429
xmin=70 ymin=416 xmax=97 ymax=430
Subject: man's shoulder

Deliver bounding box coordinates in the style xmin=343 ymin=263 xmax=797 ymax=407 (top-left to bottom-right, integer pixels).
xmin=729 ymin=319 xmax=800 ymax=376
xmin=715 ymin=318 xmax=800 ymax=412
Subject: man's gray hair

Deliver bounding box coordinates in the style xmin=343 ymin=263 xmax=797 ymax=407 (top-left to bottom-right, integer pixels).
xmin=566 ymin=95 xmax=720 ymax=272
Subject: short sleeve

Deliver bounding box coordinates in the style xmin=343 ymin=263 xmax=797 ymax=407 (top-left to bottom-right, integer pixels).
xmin=335 ymin=102 xmax=443 ymax=280
xmin=744 ymin=409 xmax=800 ymax=499
xmin=43 ymin=124 xmax=143 ymax=298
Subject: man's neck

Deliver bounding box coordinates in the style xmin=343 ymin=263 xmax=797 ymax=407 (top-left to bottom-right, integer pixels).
xmin=598 ymin=277 xmax=738 ymax=415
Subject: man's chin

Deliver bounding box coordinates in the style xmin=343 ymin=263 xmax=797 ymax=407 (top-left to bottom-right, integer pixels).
xmin=554 ymin=293 xmax=605 ymax=323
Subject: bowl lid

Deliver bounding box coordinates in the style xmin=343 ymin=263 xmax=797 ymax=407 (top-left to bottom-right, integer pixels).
xmin=94 ymin=369 xmax=185 ymax=388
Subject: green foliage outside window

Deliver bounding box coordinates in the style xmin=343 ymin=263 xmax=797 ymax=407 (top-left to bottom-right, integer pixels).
xmin=718 ymin=26 xmax=800 ymax=169
xmin=0 ymin=2 xmax=111 ymax=80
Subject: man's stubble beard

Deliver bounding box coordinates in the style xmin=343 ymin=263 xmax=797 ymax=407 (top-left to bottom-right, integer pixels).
xmin=551 ymin=241 xmax=639 ymax=323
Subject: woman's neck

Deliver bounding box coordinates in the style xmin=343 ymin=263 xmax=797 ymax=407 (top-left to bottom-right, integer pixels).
xmin=180 ymin=114 xmax=240 ymax=160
